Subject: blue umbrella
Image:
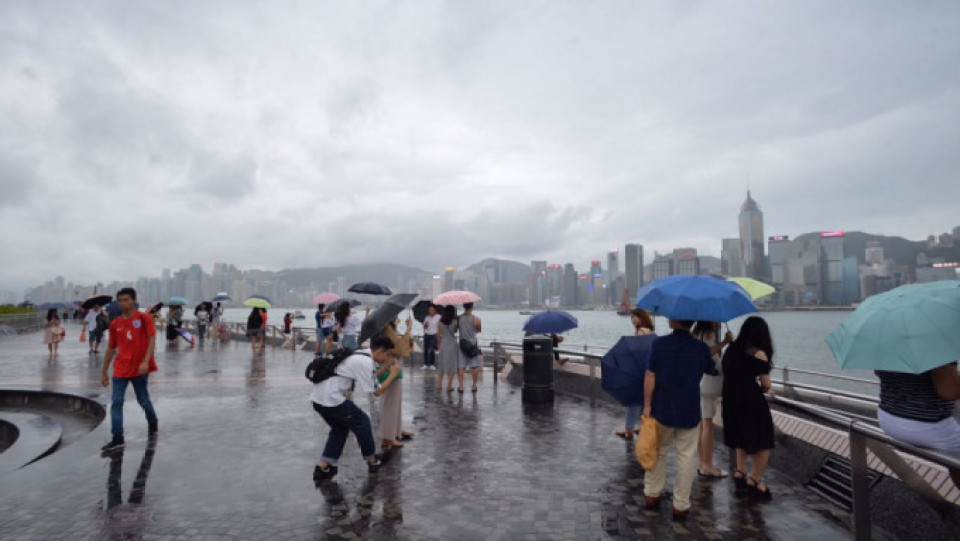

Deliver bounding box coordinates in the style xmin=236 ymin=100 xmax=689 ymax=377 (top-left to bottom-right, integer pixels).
xmin=522 ymin=310 xmax=578 ymax=334
xmin=636 ymin=275 xmax=757 ymax=322
xmin=169 ymin=296 xmax=190 ymax=306
xmin=212 ymin=292 xmax=231 ymax=302
xmin=601 ymin=335 xmax=658 ymax=406
xmin=348 ymin=282 xmax=392 ymax=295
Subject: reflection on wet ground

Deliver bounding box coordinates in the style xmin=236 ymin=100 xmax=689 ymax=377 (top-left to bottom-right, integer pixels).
xmin=0 ymin=328 xmax=861 ymax=539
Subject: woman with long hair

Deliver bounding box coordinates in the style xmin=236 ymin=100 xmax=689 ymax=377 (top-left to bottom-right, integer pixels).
xmin=377 ymin=317 xmax=415 ymax=448
xmin=246 ymin=307 xmax=264 ymax=354
xmin=722 ymin=316 xmax=775 ymax=501
xmin=693 ymin=320 xmax=733 ymax=478
xmin=616 ymin=308 xmax=654 ymax=439
xmin=335 ymin=302 xmax=361 ymax=350
xmin=43 ymin=308 xmax=63 ymax=357
xmin=435 ymin=305 xmax=459 ymax=392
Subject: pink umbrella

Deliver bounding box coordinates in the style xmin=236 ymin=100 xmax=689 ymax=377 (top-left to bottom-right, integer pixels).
xmin=313 ymin=293 xmax=340 ymax=305
xmin=434 ymin=290 xmax=481 ymax=305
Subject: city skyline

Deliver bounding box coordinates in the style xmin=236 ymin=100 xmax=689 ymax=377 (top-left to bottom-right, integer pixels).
xmin=2 ymin=3 xmax=959 ymax=294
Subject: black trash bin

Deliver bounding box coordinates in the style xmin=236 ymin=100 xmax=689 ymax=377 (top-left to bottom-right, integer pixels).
xmin=522 ymin=336 xmax=554 ymax=403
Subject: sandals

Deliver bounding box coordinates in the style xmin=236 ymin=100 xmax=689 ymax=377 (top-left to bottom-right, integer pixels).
xmin=733 ymin=470 xmax=748 ymax=496
xmin=457 ymin=388 xmax=464 ymax=393
xmin=747 ymin=476 xmax=773 ymax=501
xmin=398 ymin=432 xmax=413 ymax=441
xmin=697 ymin=466 xmax=729 ymax=478
xmin=446 ymin=387 xmax=454 ymax=393
xmin=381 ymin=439 xmax=404 ymax=449
xmin=471 ymin=387 xmax=477 ymax=393
xmin=615 ymin=430 xmax=634 ymax=440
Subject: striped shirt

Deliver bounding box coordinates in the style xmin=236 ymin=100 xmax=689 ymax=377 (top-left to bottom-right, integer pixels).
xmin=877 ymin=366 xmax=955 ymax=423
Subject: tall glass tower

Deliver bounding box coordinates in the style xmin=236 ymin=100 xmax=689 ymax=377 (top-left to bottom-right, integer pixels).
xmin=738 ymin=191 xmax=766 ymax=279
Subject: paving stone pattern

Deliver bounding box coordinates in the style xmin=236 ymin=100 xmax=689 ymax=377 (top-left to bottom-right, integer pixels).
xmin=0 ymin=327 xmax=859 ymax=540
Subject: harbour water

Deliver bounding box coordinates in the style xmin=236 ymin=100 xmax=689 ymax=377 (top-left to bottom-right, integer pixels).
xmin=211 ymin=307 xmax=875 ymax=394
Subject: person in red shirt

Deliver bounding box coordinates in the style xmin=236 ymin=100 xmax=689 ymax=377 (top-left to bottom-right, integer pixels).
xmin=100 ymin=287 xmax=158 ymax=453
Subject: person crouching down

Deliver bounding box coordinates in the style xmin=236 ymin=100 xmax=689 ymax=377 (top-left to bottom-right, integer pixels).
xmin=311 ymin=336 xmax=394 ymax=480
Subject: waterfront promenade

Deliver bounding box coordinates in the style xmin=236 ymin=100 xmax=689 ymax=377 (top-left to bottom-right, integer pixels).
xmin=0 ymin=327 xmax=868 ymax=540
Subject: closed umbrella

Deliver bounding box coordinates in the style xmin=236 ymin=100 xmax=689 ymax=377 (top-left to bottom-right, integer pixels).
xmin=358 ymin=293 xmax=418 ymax=344
xmin=522 ymin=310 xmax=578 ymax=334
xmin=600 ymin=335 xmax=657 ymax=406
xmin=727 ymin=277 xmax=776 ymax=300
xmin=314 ymin=292 xmax=340 ymax=305
xmin=434 ymin=290 xmax=481 ymax=306
xmin=827 ymin=280 xmax=960 ymax=374
xmin=81 ymin=295 xmax=112 ymax=310
xmin=348 ymin=282 xmax=392 ymax=295
xmin=635 ymin=275 xmax=756 ymax=322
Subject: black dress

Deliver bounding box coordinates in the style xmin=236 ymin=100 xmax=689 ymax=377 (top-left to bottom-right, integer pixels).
xmin=721 ymin=348 xmax=775 ymax=453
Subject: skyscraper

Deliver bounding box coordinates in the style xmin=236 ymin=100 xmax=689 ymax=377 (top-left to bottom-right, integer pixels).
xmin=767 ymin=235 xmax=790 ymax=286
xmin=443 ymin=267 xmax=456 ymax=292
xmin=562 ymin=263 xmax=578 ymax=307
xmin=738 ymin=191 xmax=766 ymax=279
xmin=721 ymin=238 xmax=744 ymax=277
xmin=624 ymin=244 xmax=644 ymax=303
xmin=606 ymin=249 xmax=620 ymax=304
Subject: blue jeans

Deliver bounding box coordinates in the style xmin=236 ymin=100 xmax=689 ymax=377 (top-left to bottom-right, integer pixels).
xmin=198 ymin=325 xmax=207 ymax=340
xmin=625 ymin=405 xmax=642 ymax=431
xmin=423 ymin=334 xmax=437 ymax=366
xmin=341 ymin=334 xmax=358 ymax=350
xmin=111 ymin=375 xmax=158 ymax=438
xmin=313 ymin=400 xmax=376 ymax=465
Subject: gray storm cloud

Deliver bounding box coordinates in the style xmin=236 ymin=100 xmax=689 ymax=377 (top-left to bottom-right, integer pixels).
xmin=1 ymin=1 xmax=959 ymax=291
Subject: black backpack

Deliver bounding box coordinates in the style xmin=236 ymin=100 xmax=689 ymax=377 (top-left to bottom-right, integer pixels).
xmin=305 ymin=348 xmax=368 ymax=384
xmin=95 ymin=313 xmax=110 ymax=333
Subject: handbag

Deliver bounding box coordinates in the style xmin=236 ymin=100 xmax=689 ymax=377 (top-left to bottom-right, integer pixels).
xmin=635 ymin=415 xmax=660 ymax=471
xmin=458 ymin=338 xmax=481 ymax=358
xmin=80 ymin=329 xmax=87 ymax=343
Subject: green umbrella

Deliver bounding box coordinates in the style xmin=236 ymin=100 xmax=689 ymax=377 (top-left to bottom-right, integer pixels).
xmin=827 ymin=280 xmax=960 ymax=374
xmin=243 ymin=296 xmax=272 ymax=309
xmin=727 ymin=277 xmax=776 ymax=300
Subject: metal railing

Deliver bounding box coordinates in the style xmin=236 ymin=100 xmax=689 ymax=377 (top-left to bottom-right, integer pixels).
xmin=0 ymin=313 xmax=45 ymax=334
xmin=771 ymin=395 xmax=960 ymax=541
xmin=486 ymin=340 xmax=605 ymax=403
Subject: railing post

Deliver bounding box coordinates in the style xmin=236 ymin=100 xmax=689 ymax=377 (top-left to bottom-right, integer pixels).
xmin=848 ymin=425 xmax=872 ymax=541
xmin=782 ymin=366 xmax=791 ymax=394
xmin=588 ymin=356 xmax=597 ymax=407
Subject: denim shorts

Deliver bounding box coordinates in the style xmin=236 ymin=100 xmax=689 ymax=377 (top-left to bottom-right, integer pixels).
xmin=248 ymin=328 xmax=264 ymax=338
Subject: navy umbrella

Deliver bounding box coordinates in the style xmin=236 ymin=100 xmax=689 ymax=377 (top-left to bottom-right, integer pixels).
xmin=212 ymin=292 xmax=231 ymax=302
xmin=104 ymin=300 xmax=139 ymax=318
xmin=522 ymin=310 xmax=578 ymax=335
xmin=38 ymin=301 xmax=72 ymax=310
xmin=600 ymin=334 xmax=658 ymax=406
xmin=348 ymin=282 xmax=392 ymax=296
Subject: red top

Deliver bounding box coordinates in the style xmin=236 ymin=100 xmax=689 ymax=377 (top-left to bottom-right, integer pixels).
xmin=108 ymin=312 xmax=158 ymax=379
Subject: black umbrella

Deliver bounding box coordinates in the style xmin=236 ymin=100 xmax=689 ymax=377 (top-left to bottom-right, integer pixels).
xmin=194 ymin=301 xmax=214 ymax=315
xmin=81 ymin=294 xmax=112 ymax=310
xmin=348 ymin=282 xmax=392 ymax=295
xmin=358 ymin=293 xmax=418 ymax=345
xmin=323 ymin=298 xmax=361 ymax=314
xmin=412 ymin=300 xmax=433 ymax=323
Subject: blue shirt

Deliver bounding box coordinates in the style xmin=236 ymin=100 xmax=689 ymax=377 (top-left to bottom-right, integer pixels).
xmin=648 ymin=329 xmax=716 ymax=429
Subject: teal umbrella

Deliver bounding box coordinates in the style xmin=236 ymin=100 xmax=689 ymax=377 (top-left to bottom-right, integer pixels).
xmin=827 ymin=281 xmax=960 ymax=374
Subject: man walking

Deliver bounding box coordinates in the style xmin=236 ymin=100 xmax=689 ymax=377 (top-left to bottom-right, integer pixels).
xmin=421 ymin=304 xmax=441 ymax=369
xmin=311 ymin=336 xmax=393 ymax=480
xmin=83 ymin=304 xmax=101 ymax=354
xmin=100 ymin=288 xmax=159 ymax=453
xmin=642 ymin=319 xmax=716 ymax=519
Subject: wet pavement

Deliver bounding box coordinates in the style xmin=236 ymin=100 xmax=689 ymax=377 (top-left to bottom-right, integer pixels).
xmin=0 ymin=325 xmax=860 ymax=540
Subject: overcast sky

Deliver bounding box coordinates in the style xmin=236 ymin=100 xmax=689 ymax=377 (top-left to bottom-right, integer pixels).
xmin=2 ymin=1 xmax=959 ymax=292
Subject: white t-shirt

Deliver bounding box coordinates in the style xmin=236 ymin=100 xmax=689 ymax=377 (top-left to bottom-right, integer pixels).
xmin=309 ymin=351 xmax=377 ymax=407
xmin=423 ymin=314 xmax=441 ymax=335
xmin=339 ymin=314 xmax=361 ymax=336
xmin=197 ymin=310 xmax=210 ymax=325
xmin=84 ymin=310 xmax=98 ymax=330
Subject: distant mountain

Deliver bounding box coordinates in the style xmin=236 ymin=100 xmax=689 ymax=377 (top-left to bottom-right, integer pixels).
xmin=790 ymin=231 xmax=959 ymax=266
xmin=464 ymin=258 xmax=531 ymax=284
xmin=273 ymin=263 xmax=434 ymax=290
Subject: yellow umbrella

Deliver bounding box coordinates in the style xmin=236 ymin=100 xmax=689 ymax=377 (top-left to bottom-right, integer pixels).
xmin=727 ymin=277 xmax=776 ymax=300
